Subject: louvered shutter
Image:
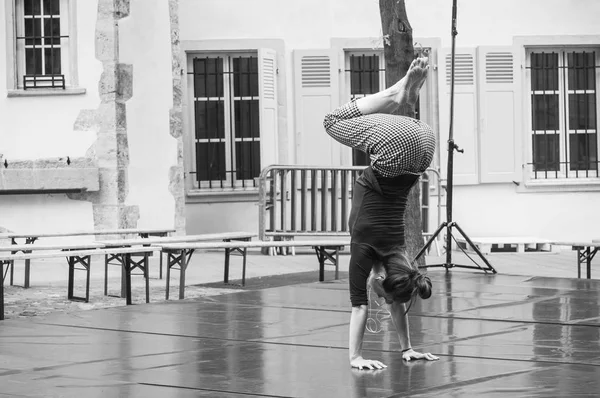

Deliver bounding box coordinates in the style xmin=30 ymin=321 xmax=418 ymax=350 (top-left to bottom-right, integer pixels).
xmin=477 ymin=46 xmax=521 ymax=183
xmin=293 ymin=50 xmax=340 ymax=166
xmin=259 ymin=49 xmax=279 ymax=167
xmin=438 ymin=48 xmax=479 ymax=185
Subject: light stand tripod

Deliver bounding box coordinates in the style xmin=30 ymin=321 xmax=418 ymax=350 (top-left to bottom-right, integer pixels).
xmin=415 ymin=0 xmax=496 ymax=273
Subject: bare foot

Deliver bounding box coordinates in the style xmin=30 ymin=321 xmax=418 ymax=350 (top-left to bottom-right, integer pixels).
xmin=393 ymin=57 xmax=429 ymax=109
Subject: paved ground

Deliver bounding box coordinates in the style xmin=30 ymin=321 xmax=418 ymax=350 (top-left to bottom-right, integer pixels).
xmin=1 ymin=245 xmax=585 ymax=320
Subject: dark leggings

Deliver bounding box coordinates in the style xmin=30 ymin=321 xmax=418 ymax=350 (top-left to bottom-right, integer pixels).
xmin=349 ymin=243 xmax=404 ymax=307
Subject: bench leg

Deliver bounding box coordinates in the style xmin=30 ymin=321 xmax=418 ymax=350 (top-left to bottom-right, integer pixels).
xmin=145 ymin=253 xmax=150 ymax=304
xmin=179 ymin=251 xmax=188 ymax=300
xmin=335 ymin=249 xmax=339 ymax=280
xmin=316 ymin=247 xmax=325 ymax=282
xmin=85 ymin=256 xmax=91 ymax=303
xmin=242 ymin=248 xmax=247 ymax=286
xmin=587 ymin=248 xmax=592 ymax=279
xmin=165 ymin=252 xmax=172 ymax=300
xmin=66 ymin=255 xmax=91 ymax=303
xmin=104 ymin=254 xmax=109 ymax=296
xmin=159 ymin=251 xmax=163 ymax=280
xmin=67 ymin=256 xmax=75 ymax=300
xmin=1 ymin=263 xmax=4 ymax=320
xmin=224 ymin=248 xmax=231 ymax=284
xmin=24 ymin=259 xmax=31 ymax=289
xmin=120 ymin=256 xmax=127 ymax=299
xmin=124 ymin=253 xmax=133 ymax=305
xmin=588 ymin=248 xmax=598 ymax=279
xmin=9 ymin=260 xmax=14 ymax=286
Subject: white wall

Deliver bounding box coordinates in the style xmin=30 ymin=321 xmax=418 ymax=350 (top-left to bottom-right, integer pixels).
xmin=0 ymin=3 xmax=100 ymax=159
xmin=0 ymin=2 xmax=100 ymax=233
xmin=408 ymin=0 xmax=600 ymax=47
xmin=119 ymin=0 xmax=177 ymax=229
xmin=178 ymin=0 xmax=600 ymax=239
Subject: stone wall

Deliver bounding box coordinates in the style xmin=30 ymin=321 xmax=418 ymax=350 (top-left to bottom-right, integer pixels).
xmin=68 ymin=0 xmax=139 ymax=230
xmin=168 ymin=0 xmax=186 ymax=234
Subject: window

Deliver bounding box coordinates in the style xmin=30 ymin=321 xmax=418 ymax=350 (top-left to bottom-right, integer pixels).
xmin=14 ymin=0 xmax=71 ymax=90
xmin=527 ymin=49 xmax=599 ymax=179
xmin=345 ymin=52 xmax=385 ymax=166
xmin=190 ymin=53 xmax=262 ymax=189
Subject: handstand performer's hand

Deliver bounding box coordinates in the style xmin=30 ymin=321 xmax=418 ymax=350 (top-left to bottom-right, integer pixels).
xmin=402 ymin=348 xmax=439 ymax=361
xmin=350 ymin=356 xmax=387 ymax=370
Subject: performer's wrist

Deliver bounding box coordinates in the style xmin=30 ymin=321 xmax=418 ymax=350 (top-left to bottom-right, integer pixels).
xmin=401 ymin=347 xmax=413 ymax=353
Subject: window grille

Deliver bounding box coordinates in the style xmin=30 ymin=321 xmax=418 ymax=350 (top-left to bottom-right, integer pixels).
xmin=189 ymin=54 xmax=261 ymax=189
xmin=526 ymin=50 xmax=599 ymax=179
xmin=16 ymin=0 xmax=68 ymax=89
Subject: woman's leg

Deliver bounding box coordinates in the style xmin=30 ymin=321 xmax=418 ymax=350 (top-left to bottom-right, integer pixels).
xmin=322 ymin=57 xmax=430 ymax=152
xmin=355 ymin=57 xmax=429 ymax=115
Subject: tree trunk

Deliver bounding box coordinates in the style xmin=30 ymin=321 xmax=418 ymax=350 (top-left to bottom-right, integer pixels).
xmin=379 ymin=0 xmax=425 ymax=265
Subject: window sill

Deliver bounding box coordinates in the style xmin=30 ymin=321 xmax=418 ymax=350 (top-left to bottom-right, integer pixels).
xmin=7 ymin=87 xmax=87 ymax=98
xmin=186 ymin=187 xmax=259 ymax=204
xmin=518 ymin=177 xmax=600 ymax=193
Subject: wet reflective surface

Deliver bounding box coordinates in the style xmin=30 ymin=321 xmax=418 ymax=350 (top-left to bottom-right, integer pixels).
xmin=2 ymin=272 xmax=600 ymax=397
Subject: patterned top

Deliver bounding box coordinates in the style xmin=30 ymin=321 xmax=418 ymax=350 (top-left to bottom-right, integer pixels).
xmin=323 ymin=100 xmax=436 ymax=177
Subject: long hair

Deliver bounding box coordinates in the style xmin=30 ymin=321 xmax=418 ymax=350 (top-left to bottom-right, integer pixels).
xmin=381 ymin=251 xmax=432 ymax=313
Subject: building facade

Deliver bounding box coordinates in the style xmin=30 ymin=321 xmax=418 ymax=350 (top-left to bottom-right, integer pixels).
xmin=1 ymin=0 xmax=599 ymax=241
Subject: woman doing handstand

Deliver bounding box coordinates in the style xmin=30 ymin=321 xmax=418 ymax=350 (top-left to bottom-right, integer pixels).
xmin=323 ymin=57 xmax=439 ymax=370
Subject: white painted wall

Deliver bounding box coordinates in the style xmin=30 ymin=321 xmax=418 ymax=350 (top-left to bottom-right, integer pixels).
xmin=0 ymin=2 xmax=100 ymax=233
xmin=0 ymin=1 xmax=178 ymax=234
xmin=119 ymin=0 xmax=177 ymax=229
xmin=179 ymin=0 xmax=600 ymax=240
xmin=2 ymin=0 xmax=598 ymax=239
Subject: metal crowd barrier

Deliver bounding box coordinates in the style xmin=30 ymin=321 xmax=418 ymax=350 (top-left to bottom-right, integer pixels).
xmin=257 ymin=165 xmax=443 ymax=242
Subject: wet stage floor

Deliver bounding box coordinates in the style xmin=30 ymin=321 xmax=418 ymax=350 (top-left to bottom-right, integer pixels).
xmin=2 ymin=271 xmax=600 ymax=397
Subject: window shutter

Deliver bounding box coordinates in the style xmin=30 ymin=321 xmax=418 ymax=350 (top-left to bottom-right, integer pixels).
xmin=477 ymin=46 xmax=521 ymax=183
xmin=293 ymin=49 xmax=340 ymax=166
xmin=258 ymin=49 xmax=279 ymax=168
xmin=438 ymin=47 xmax=479 ymax=185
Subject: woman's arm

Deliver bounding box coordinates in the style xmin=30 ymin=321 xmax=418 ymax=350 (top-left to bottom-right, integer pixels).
xmin=390 ymin=300 xmax=439 ymax=361
xmin=349 ymin=305 xmax=386 ymax=370
xmin=390 ymin=301 xmax=411 ymax=350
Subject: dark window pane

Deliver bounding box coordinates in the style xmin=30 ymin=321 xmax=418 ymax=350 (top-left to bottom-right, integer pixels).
xmin=196 ymin=142 xmax=226 ymax=182
xmin=25 ymin=18 xmax=42 ymax=45
xmin=43 ymin=0 xmax=60 ymax=15
xmin=569 ymin=133 xmax=597 ymax=171
xmin=234 ymin=99 xmax=259 ymax=138
xmin=569 ymin=94 xmax=597 ymax=130
xmin=233 ymin=57 xmax=258 ymax=97
xmin=44 ymin=47 xmax=61 ymax=74
xmin=530 ymin=52 xmax=559 ymax=91
xmin=235 ymin=141 xmax=261 ymax=180
xmin=193 ymin=57 xmax=223 ymax=98
xmin=568 ymin=52 xmax=596 ymax=91
xmin=25 ymin=0 xmax=41 ymax=15
xmin=25 ymin=48 xmax=42 ymax=75
xmin=350 ymin=55 xmax=379 ymax=95
xmin=44 ymin=17 xmax=61 ymax=45
xmin=532 ymin=134 xmax=560 ymax=172
xmin=532 ymin=94 xmax=559 ymax=131
xmin=194 ymin=100 xmax=225 ymax=139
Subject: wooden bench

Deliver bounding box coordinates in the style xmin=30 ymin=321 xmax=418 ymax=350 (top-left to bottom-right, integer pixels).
xmin=0 ymin=245 xmax=158 ymax=320
xmin=157 ymin=239 xmax=350 ymax=300
xmin=96 ymin=232 xmax=255 ymax=298
xmin=0 ymin=228 xmax=174 ymax=288
xmin=552 ymin=240 xmax=600 ymax=279
xmin=264 ymin=231 xmax=350 ymax=255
